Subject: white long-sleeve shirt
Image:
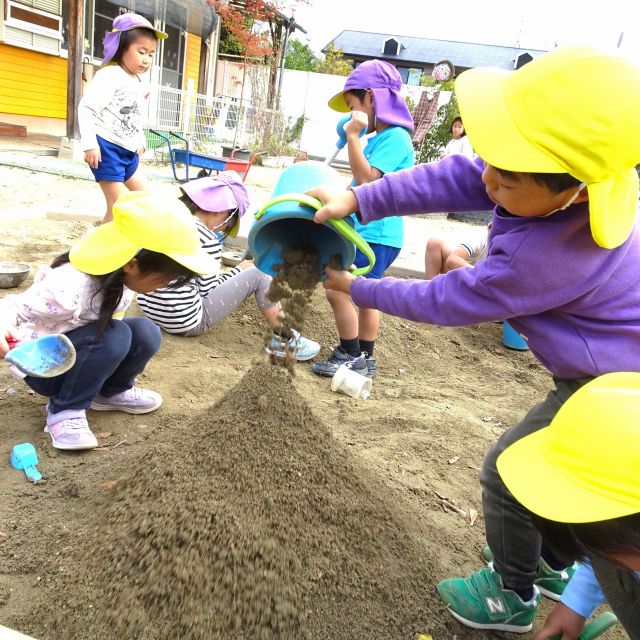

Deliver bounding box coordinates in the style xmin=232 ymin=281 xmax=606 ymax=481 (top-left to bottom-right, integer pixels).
xmin=137 ymin=220 xmax=241 ymax=333
xmin=78 ymin=65 xmax=149 ymax=152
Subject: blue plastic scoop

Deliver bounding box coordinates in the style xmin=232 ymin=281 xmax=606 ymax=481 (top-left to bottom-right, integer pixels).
xmin=10 ymin=443 xmax=42 ymax=483
xmin=5 ymin=334 xmax=76 ymax=378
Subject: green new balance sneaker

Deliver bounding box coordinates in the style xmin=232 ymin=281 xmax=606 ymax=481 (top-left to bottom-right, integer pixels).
xmin=480 ymin=546 xmax=577 ymax=601
xmin=437 ymin=566 xmax=540 ymax=633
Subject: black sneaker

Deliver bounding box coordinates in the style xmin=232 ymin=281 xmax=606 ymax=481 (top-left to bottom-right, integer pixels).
xmin=364 ymin=355 xmax=377 ymax=377
xmin=311 ymin=346 xmax=367 ymax=377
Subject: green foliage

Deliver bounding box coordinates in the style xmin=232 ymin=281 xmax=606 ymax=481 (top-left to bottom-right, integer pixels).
xmin=315 ymin=43 xmax=353 ymax=76
xmin=285 ymin=39 xmax=318 ymax=71
xmin=219 ymin=24 xmax=245 ymax=56
xmin=416 ymin=88 xmax=460 ymax=163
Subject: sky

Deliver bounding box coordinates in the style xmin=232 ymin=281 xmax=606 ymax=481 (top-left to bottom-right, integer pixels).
xmin=286 ymin=0 xmax=640 ymax=62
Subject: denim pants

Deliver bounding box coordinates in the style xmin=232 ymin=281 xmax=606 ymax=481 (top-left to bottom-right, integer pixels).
xmin=480 ymin=376 xmax=593 ymax=590
xmin=25 ymin=317 xmax=161 ymax=414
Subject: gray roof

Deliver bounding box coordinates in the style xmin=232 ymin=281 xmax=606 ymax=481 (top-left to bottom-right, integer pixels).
xmin=326 ymin=30 xmax=548 ymax=70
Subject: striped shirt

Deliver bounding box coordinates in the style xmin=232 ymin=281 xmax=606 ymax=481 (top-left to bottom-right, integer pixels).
xmin=137 ymin=219 xmax=241 ymax=333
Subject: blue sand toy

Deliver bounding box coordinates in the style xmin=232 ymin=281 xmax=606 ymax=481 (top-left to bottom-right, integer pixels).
xmin=248 ymin=161 xmax=375 ymax=280
xmin=502 ymin=321 xmax=529 ymax=351
xmin=10 ymin=443 xmax=42 ymax=483
xmin=5 ymin=334 xmax=76 ymax=378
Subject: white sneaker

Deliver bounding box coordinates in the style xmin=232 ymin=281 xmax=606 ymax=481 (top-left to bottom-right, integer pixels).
xmin=90 ymin=387 xmax=163 ymax=414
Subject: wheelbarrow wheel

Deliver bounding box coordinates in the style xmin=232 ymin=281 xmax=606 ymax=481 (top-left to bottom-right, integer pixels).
xmin=197 ymin=169 xmax=210 ymax=178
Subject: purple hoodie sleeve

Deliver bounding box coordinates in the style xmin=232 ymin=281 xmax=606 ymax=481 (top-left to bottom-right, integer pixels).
xmin=353 ymin=155 xmax=493 ymax=222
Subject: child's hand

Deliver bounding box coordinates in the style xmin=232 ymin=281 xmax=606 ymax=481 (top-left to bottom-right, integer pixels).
xmin=238 ymin=259 xmax=254 ymax=270
xmin=345 ymin=110 xmax=368 ymax=136
xmin=84 ymin=148 xmax=101 ymax=169
xmin=0 ymin=325 xmax=19 ymax=358
xmin=306 ymin=188 xmax=358 ymax=224
xmin=534 ymin=603 xmax=585 ymax=640
xmin=322 ymin=267 xmax=355 ymax=295
xmin=137 ymin=146 xmax=145 ymax=157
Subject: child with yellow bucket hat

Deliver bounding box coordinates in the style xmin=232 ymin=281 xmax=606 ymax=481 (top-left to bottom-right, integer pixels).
xmin=306 ymin=45 xmax=640 ymax=631
xmin=497 ymin=372 xmax=640 ymax=638
xmin=0 ymin=192 xmax=215 ymax=451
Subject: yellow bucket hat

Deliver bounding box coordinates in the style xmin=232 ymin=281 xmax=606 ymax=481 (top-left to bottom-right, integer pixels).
xmin=70 ymin=192 xmax=217 ymax=275
xmin=497 ymin=372 xmax=640 ymax=523
xmin=456 ymin=46 xmax=640 ymax=249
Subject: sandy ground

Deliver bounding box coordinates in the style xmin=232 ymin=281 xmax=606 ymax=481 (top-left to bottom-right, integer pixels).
xmin=0 ymin=165 xmax=622 ymax=639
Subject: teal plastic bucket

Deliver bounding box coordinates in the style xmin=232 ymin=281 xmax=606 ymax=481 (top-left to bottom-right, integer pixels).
xmin=502 ymin=321 xmax=529 ymax=351
xmin=248 ymin=161 xmax=375 ymax=279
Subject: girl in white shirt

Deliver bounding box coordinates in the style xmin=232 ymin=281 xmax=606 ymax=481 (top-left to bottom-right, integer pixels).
xmin=443 ymin=116 xmax=476 ymax=159
xmin=78 ymin=13 xmax=167 ymax=223
xmin=0 ymin=193 xmax=214 ymax=451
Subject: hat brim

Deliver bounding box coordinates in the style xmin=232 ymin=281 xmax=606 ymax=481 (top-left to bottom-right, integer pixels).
xmin=456 ymin=68 xmax=564 ymax=173
xmin=328 ymin=91 xmax=349 ymax=112
xmin=69 ymin=221 xmax=218 ymax=276
xmin=166 ymin=249 xmax=218 ymax=275
xmin=497 ymin=428 xmax=640 ymax=523
xmin=69 ymin=223 xmax=139 ymax=275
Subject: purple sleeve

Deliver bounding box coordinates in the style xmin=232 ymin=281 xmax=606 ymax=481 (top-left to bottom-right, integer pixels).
xmin=353 ymin=155 xmax=493 ymax=223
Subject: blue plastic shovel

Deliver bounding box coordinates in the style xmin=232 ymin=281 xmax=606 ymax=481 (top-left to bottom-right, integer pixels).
xmin=10 ymin=443 xmax=42 ymax=483
xmin=5 ymin=334 xmax=76 ymax=378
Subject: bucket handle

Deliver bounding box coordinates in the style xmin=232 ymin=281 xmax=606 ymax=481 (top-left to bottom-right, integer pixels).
xmin=254 ymin=193 xmax=376 ymax=277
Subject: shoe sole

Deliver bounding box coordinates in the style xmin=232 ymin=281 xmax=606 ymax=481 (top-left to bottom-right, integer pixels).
xmin=44 ymin=427 xmax=98 ymax=451
xmin=446 ymin=608 xmax=532 ymax=633
xmin=89 ymin=399 xmax=163 ymax=414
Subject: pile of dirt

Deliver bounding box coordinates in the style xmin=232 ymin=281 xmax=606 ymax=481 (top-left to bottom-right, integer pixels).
xmin=34 ymin=364 xmax=449 ymax=640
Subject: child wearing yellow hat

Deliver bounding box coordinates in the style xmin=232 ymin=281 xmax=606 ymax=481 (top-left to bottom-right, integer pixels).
xmin=0 ymin=192 xmax=215 ymax=451
xmin=497 ymin=372 xmax=640 ymax=638
xmin=305 ymin=46 xmax=640 ymax=631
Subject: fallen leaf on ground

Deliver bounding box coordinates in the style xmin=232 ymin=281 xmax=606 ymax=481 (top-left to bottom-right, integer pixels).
xmin=95 ymin=431 xmax=114 ymax=439
xmin=447 ymin=456 xmax=460 ymax=465
xmin=99 ymin=480 xmax=119 ymax=490
xmin=0 ymin=531 xmax=7 ymax=542
xmin=469 ymin=508 xmax=479 ymax=526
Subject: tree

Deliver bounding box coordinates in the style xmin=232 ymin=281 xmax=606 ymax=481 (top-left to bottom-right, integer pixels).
xmin=314 ymin=43 xmax=353 ymax=76
xmin=209 ymin=0 xmax=308 ymax=109
xmin=416 ymin=76 xmax=458 ymax=163
xmin=285 ymin=38 xmax=317 ymax=71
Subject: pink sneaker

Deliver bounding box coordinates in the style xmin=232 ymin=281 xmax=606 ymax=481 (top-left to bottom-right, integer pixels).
xmin=45 ymin=408 xmax=98 ymax=451
xmin=90 ymin=387 xmax=162 ymax=414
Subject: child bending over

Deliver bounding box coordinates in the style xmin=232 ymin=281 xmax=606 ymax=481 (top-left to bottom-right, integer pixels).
xmin=307 ymin=46 xmax=640 ymax=632
xmin=137 ymin=172 xmax=320 ymax=360
xmin=0 ymin=192 xmax=215 ymax=451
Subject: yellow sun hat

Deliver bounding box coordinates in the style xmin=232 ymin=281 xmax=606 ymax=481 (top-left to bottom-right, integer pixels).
xmin=455 ymin=46 xmax=640 ymax=249
xmin=497 ymin=372 xmax=640 ymax=523
xmin=69 ymin=191 xmax=217 ymax=275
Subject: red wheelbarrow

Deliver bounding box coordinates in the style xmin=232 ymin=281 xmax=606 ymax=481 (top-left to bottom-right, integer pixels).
xmin=149 ymin=130 xmax=262 ymax=183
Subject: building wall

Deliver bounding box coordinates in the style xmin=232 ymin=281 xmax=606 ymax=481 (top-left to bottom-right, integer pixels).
xmin=184 ymin=33 xmax=201 ymax=92
xmin=0 ymin=43 xmax=67 ymax=121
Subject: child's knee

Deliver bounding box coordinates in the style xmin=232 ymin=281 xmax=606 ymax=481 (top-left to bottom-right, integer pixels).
xmin=126 ymin=317 xmax=162 ymax=356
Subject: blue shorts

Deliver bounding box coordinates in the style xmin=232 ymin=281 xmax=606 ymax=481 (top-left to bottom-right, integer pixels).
xmin=90 ymin=136 xmax=140 ymax=182
xmin=353 ymin=242 xmax=401 ymax=279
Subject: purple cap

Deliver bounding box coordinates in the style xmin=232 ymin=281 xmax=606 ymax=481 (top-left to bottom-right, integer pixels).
xmin=328 ymin=59 xmax=414 ymax=132
xmin=180 ymin=171 xmax=250 ymax=238
xmin=102 ymin=13 xmax=167 ymax=66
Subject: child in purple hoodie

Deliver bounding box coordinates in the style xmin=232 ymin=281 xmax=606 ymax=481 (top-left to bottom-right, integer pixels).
xmin=307 ymin=46 xmax=640 ymax=633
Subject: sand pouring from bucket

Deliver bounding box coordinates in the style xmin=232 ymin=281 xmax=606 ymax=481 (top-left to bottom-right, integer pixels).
xmin=248 ymin=161 xmax=375 ymax=280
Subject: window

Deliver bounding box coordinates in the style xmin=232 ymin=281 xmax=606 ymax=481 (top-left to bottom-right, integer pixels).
xmin=382 ymin=37 xmax=401 ymax=56
xmin=4 ymin=0 xmax=62 ymax=54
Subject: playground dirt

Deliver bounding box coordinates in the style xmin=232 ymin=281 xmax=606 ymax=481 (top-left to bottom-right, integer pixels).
xmin=0 ymin=168 xmax=621 ymax=639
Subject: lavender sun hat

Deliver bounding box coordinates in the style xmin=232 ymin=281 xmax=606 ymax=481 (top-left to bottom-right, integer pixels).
xmin=328 ymin=59 xmax=414 ymax=131
xmin=102 ymin=13 xmax=167 ymax=66
xmin=180 ymin=171 xmax=250 ymax=238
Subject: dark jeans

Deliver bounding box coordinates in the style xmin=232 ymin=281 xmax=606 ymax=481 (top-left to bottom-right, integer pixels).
xmin=592 ymin=558 xmax=640 ymax=638
xmin=25 ymin=318 xmax=161 ymax=414
xmin=480 ymin=377 xmax=592 ymax=590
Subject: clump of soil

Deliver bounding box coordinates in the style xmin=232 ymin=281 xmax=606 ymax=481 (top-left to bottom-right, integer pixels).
xmin=34 ymin=364 xmax=448 ymax=640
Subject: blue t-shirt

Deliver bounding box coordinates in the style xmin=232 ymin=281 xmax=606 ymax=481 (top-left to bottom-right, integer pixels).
xmin=351 ymin=125 xmax=415 ymax=248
